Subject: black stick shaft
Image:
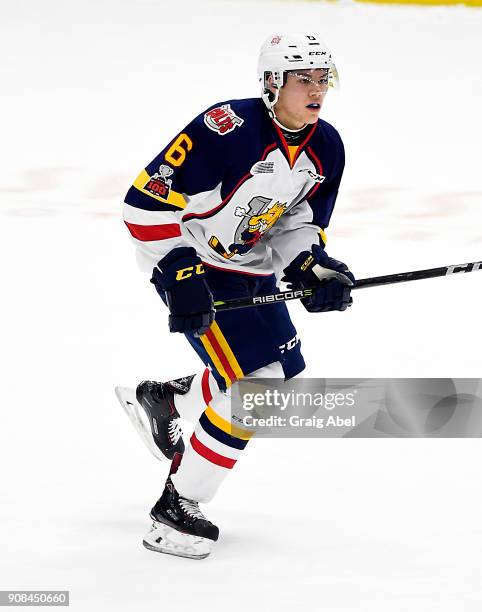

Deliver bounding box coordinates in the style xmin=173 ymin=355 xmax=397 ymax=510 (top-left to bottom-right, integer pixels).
xmin=213 ymin=260 xmax=482 ymax=311
xmin=355 ymin=261 xmax=482 ymax=289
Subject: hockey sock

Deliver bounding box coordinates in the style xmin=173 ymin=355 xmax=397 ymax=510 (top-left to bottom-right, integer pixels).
xmin=172 ymin=368 xmax=216 ymax=423
xmin=171 ymin=386 xmax=253 ymax=502
xmin=171 ymin=362 xmax=284 ymax=502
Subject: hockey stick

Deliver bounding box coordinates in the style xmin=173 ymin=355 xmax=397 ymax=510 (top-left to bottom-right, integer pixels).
xmin=213 ymin=260 xmax=482 ymax=311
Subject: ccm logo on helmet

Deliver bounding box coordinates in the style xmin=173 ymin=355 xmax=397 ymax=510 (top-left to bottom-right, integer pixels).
xmin=204 ymin=104 xmax=244 ymax=136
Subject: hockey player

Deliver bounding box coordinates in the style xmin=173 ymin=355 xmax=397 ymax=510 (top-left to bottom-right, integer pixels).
xmin=119 ymin=33 xmax=355 ymax=559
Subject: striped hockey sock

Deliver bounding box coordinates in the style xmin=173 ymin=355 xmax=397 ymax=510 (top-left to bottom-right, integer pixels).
xmin=173 ymin=368 xmax=217 ymax=423
xmin=171 ymin=383 xmax=254 ymax=502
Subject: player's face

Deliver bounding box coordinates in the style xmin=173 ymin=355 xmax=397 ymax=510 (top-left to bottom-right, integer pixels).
xmin=271 ymin=69 xmax=329 ymax=130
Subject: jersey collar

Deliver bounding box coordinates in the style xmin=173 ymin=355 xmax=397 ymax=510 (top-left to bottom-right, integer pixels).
xmin=270 ymin=119 xmax=318 ymax=169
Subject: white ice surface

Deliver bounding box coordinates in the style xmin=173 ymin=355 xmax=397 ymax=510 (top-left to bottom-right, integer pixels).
xmin=1 ymin=1 xmax=481 ymax=610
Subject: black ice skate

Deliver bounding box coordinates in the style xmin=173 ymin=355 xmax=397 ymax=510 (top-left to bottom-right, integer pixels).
xmin=143 ymin=453 xmax=219 ymax=559
xmin=115 ymin=376 xmax=194 ymax=461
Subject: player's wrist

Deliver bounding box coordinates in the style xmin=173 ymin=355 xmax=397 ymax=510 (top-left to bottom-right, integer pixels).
xmin=282 ymin=249 xmax=318 ymax=288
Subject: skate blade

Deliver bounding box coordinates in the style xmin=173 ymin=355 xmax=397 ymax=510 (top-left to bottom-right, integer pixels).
xmin=114 ymin=386 xmax=165 ymax=462
xmin=143 ymin=521 xmax=213 ymax=560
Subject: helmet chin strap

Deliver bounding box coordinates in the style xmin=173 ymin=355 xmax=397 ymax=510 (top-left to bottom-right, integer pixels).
xmin=262 ymin=86 xmax=307 ymax=132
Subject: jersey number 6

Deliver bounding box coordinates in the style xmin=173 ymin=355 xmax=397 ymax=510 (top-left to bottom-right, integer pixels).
xmin=165 ymin=133 xmax=193 ymax=167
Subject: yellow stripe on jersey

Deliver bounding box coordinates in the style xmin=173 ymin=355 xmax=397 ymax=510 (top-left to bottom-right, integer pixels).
xmin=288 ymin=145 xmax=299 ymax=166
xmin=204 ymin=405 xmax=254 ymax=440
xmin=133 ymin=169 xmax=187 ymax=209
xmin=319 ymin=228 xmax=327 ymax=247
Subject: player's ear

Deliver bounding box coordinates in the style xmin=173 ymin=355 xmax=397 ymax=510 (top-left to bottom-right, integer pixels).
xmin=267 ymin=73 xmax=277 ymax=95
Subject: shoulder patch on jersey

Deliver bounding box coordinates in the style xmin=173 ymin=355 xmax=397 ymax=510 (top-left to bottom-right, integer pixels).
xmin=144 ymin=164 xmax=174 ymax=198
xmin=204 ymin=104 xmax=244 ymax=136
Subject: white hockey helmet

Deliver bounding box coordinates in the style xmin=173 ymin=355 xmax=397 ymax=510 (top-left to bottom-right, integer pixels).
xmin=257 ymin=33 xmax=339 ymax=116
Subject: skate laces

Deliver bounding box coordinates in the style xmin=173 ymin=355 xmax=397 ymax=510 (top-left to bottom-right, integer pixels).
xmin=168 ymin=419 xmax=183 ymax=444
xmin=179 ymin=497 xmax=206 ymax=521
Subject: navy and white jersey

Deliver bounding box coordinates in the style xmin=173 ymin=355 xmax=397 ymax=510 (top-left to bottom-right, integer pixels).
xmin=123 ymin=98 xmax=345 ymax=276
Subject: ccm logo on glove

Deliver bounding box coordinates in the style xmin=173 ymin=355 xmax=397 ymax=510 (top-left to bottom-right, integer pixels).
xmin=301 ymin=255 xmax=314 ymax=272
xmin=175 ymin=264 xmax=205 ymax=281
xmin=151 ymin=247 xmax=215 ymax=336
xmin=282 ymin=244 xmax=355 ymax=313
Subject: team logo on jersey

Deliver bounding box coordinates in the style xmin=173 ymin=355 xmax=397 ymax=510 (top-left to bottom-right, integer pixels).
xmin=144 ymin=165 xmax=173 ymax=198
xmin=204 ymin=104 xmax=244 ymax=135
xmin=251 ymin=160 xmax=275 ymax=174
xmin=298 ymin=168 xmax=326 ymax=184
xmin=208 ymin=196 xmax=287 ymax=259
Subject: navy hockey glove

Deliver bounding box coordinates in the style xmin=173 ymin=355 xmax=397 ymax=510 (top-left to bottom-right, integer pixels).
xmin=282 ymin=244 xmax=355 ymax=313
xmin=151 ymin=247 xmax=215 ymax=336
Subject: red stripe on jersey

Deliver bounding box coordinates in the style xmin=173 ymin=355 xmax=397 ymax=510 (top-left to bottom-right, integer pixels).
xmin=271 ymin=122 xmax=292 ymax=166
xmin=260 ymin=142 xmax=278 ymax=160
xmin=181 ymin=173 xmax=251 ymax=222
xmin=272 ymin=121 xmax=317 ymax=168
xmin=292 ymin=123 xmax=317 ymax=166
xmin=190 ymin=432 xmax=237 ymax=469
xmin=124 ymin=221 xmax=181 ymax=241
xmin=205 ymin=328 xmax=238 ymax=384
xmin=307 ymin=146 xmax=324 ymax=174
xmin=305 ymin=146 xmax=324 ymax=200
xmin=201 ymin=368 xmax=213 ymax=404
xmin=181 ymin=143 xmax=277 ymax=223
